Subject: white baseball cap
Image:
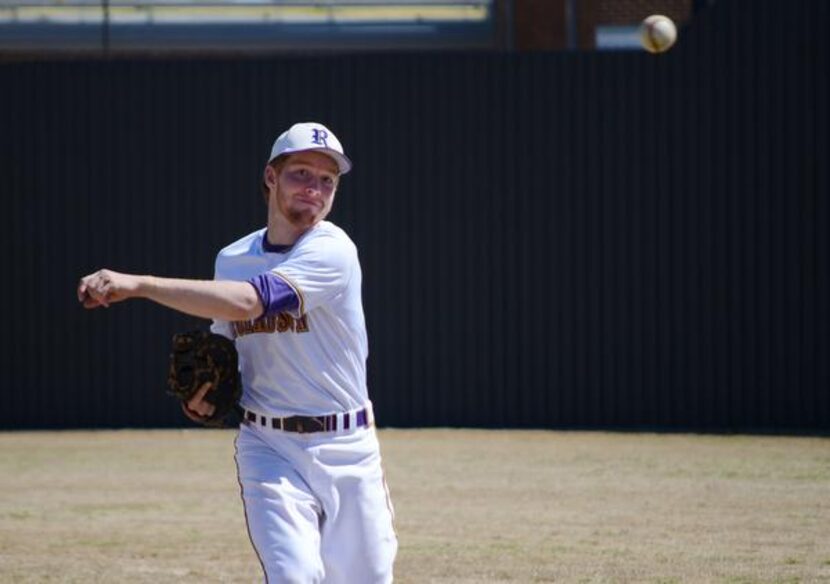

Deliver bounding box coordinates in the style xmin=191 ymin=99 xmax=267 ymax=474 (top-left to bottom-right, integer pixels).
xmin=268 ymin=122 xmax=352 ymax=175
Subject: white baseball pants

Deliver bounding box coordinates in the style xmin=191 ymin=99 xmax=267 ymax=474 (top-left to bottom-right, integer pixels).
xmin=235 ymin=419 xmax=397 ymax=583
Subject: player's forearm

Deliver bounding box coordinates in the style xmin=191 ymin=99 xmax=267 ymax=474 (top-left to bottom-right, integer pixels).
xmin=138 ymin=276 xmax=262 ymax=321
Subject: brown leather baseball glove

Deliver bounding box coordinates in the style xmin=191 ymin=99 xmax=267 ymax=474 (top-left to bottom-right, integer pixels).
xmin=167 ymin=331 xmax=241 ymax=427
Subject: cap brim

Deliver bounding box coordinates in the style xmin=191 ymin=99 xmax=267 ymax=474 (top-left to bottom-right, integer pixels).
xmin=270 ymin=147 xmax=352 ymax=175
xmin=313 ymin=148 xmax=352 ymax=175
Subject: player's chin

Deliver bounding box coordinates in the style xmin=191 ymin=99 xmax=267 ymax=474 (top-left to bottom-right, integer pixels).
xmin=288 ymin=208 xmax=327 ymax=228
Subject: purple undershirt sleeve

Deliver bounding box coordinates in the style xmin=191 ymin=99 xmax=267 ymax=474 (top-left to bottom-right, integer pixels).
xmin=247 ymin=272 xmax=300 ymax=318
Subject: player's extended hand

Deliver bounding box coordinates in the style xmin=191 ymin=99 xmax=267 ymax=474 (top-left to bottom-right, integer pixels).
xmin=77 ymin=269 xmax=142 ymax=309
xmin=181 ymin=382 xmax=217 ymax=423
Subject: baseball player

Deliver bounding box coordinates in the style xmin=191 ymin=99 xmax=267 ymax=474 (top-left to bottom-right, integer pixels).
xmin=77 ymin=122 xmax=398 ymax=583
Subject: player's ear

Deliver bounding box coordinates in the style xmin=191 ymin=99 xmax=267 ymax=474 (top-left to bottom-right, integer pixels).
xmin=263 ymin=164 xmax=278 ymax=188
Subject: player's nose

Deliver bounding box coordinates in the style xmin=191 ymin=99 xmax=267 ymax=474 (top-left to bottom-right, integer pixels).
xmin=305 ymin=177 xmax=323 ymax=196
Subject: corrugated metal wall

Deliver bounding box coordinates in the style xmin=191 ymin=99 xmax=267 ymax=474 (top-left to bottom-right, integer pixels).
xmin=2 ymin=0 xmax=827 ymax=431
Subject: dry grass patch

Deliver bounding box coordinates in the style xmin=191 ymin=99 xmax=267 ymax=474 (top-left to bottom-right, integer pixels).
xmin=1 ymin=429 xmax=828 ymax=583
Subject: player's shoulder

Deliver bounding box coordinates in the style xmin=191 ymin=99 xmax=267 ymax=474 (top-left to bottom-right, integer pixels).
xmin=306 ymin=220 xmax=353 ymax=242
xmin=297 ymin=221 xmax=356 ymax=250
xmin=216 ymin=227 xmax=267 ymax=259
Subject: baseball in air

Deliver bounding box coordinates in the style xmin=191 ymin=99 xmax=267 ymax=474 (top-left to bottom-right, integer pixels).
xmin=640 ymin=14 xmax=677 ymax=53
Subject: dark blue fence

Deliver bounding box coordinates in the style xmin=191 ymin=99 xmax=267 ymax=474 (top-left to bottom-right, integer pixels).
xmin=1 ymin=0 xmax=827 ymax=431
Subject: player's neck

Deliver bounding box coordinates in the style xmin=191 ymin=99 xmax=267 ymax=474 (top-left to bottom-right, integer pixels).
xmin=266 ymin=212 xmax=309 ymax=247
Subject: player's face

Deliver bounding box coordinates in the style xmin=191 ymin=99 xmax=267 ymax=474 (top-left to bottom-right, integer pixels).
xmin=271 ymin=151 xmax=340 ymax=229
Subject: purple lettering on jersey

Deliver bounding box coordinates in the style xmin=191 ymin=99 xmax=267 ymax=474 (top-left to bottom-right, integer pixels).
xmin=248 ymin=272 xmax=300 ymax=318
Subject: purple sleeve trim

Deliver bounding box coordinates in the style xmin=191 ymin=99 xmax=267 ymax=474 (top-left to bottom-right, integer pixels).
xmin=248 ymin=272 xmax=300 ymax=318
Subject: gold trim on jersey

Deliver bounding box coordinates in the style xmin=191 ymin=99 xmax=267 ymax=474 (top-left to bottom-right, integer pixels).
xmin=271 ymin=270 xmax=306 ymax=319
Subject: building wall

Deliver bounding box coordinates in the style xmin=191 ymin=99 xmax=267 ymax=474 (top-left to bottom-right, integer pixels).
xmin=597 ymin=0 xmax=692 ymax=25
xmin=509 ymin=0 xmax=693 ymax=50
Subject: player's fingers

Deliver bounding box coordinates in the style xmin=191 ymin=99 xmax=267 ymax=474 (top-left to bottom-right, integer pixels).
xmin=189 ymin=401 xmax=215 ymax=417
xmin=83 ymin=296 xmax=103 ymax=309
xmin=78 ymin=275 xmax=100 ymax=302
xmin=87 ymin=277 xmax=112 ymax=307
xmin=187 ymin=382 xmax=215 ymax=416
xmin=181 ymin=402 xmax=207 ymax=422
xmin=87 ymin=287 xmax=110 ymax=308
xmin=85 ymin=271 xmax=109 ymax=303
xmin=77 ymin=279 xmax=88 ymax=302
xmin=194 ymin=382 xmax=213 ymax=401
xmin=195 ymin=404 xmax=215 ymax=417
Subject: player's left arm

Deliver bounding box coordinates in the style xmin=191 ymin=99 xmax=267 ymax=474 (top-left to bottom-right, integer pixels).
xmin=77 ymin=268 xmax=263 ymax=321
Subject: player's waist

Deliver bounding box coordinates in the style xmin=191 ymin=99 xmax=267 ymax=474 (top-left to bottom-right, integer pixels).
xmin=240 ymin=402 xmax=374 ymax=434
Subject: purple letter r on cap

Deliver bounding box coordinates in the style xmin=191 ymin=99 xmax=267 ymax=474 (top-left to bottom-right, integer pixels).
xmin=311 ymin=128 xmax=329 ymax=147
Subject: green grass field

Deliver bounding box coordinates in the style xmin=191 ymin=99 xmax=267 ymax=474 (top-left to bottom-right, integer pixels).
xmin=1 ymin=429 xmax=828 ymax=582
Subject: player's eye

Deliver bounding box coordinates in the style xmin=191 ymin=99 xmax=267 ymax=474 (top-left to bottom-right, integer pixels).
xmin=322 ymin=176 xmax=335 ymax=188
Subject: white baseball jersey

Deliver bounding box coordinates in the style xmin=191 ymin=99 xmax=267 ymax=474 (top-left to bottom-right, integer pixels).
xmin=211 ymin=221 xmax=369 ymax=417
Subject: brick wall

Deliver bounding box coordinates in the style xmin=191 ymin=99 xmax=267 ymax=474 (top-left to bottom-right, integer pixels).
xmin=512 ymin=0 xmax=567 ymax=51
xmin=596 ymin=0 xmax=692 ymax=25
xmin=508 ymin=0 xmax=694 ymax=50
